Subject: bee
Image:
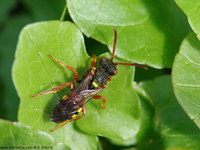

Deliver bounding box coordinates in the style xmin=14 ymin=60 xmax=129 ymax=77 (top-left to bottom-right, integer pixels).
xmin=32 ymin=29 xmax=147 ymax=132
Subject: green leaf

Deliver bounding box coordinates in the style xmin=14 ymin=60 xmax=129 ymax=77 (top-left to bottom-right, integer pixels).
xmin=0 ymin=14 xmax=34 ymax=121
xmin=67 ymin=0 xmax=190 ymax=68
xmin=0 ymin=119 xmax=54 ymax=147
xmin=138 ymin=75 xmax=200 ymax=150
xmin=53 ymin=144 xmax=71 ymax=150
xmin=0 ymin=119 xmax=72 ymax=149
xmin=172 ymin=32 xmax=200 ymax=128
xmin=22 ymin=0 xmax=66 ymax=21
xmin=175 ymin=0 xmax=200 ymax=39
xmin=51 ymin=124 xmax=98 ymax=150
xmin=76 ymin=56 xmax=140 ymax=142
xmin=135 ymin=86 xmax=156 ymax=148
xmin=12 ymin=21 xmax=98 ymax=150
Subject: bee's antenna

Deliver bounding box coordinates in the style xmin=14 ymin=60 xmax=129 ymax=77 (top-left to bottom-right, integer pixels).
xmin=114 ymin=62 xmax=148 ymax=70
xmin=110 ymin=29 xmax=117 ymax=61
xmin=111 ymin=29 xmax=147 ymax=70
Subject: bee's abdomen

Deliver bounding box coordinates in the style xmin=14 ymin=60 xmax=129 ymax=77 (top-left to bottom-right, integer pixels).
xmin=51 ymin=99 xmax=77 ymax=123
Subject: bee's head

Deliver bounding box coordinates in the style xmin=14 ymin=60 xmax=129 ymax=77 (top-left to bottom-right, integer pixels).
xmin=99 ymin=57 xmax=117 ymax=76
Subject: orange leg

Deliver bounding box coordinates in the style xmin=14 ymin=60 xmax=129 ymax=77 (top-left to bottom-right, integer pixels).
xmin=48 ymin=54 xmax=79 ymax=82
xmin=50 ymin=107 xmax=86 ymax=132
xmin=32 ymin=81 xmax=74 ymax=97
xmin=50 ymin=120 xmax=70 ymax=132
xmin=108 ymin=76 xmax=112 ymax=81
xmin=91 ymin=55 xmax=97 ymax=67
xmin=93 ymin=95 xmax=106 ymax=109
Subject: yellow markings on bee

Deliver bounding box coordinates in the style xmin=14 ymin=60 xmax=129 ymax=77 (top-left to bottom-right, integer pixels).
xmin=71 ymin=114 xmax=77 ymax=118
xmin=90 ymin=67 xmax=96 ymax=74
xmin=77 ymin=108 xmax=82 ymax=113
xmin=62 ymin=95 xmax=68 ymax=100
xmin=92 ymin=81 xmax=98 ymax=88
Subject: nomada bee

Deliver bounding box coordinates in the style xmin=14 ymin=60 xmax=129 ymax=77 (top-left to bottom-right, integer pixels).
xmin=32 ymin=29 xmax=147 ymax=132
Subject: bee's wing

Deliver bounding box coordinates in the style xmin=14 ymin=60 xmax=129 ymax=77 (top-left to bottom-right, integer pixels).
xmin=80 ymin=88 xmax=102 ymax=104
xmin=74 ymin=70 xmax=103 ymax=103
xmin=74 ymin=73 xmax=93 ymax=93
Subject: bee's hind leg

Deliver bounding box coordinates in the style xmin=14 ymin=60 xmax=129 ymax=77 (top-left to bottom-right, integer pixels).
xmin=49 ymin=107 xmax=86 ymax=132
xmin=93 ymin=95 xmax=106 ymax=109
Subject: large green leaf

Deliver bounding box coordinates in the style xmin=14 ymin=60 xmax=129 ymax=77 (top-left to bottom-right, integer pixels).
xmin=12 ymin=21 xmax=98 ymax=150
xmin=172 ymin=32 xmax=200 ymax=128
xmin=138 ymin=75 xmax=200 ymax=150
xmin=0 ymin=119 xmax=70 ymax=149
xmin=67 ymin=0 xmax=190 ymax=68
xmin=175 ymin=0 xmax=200 ymax=39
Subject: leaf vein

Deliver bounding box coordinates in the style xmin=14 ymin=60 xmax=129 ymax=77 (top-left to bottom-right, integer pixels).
xmin=9 ymin=126 xmax=16 ymax=146
xmin=174 ymin=83 xmax=200 ymax=88
xmin=180 ymin=53 xmax=200 ymax=67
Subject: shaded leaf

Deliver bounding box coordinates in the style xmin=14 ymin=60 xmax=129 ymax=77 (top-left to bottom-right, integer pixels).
xmin=67 ymin=0 xmax=190 ymax=68
xmin=138 ymin=75 xmax=200 ymax=150
xmin=22 ymin=0 xmax=66 ymax=21
xmin=172 ymin=32 xmax=200 ymax=128
xmin=0 ymin=0 xmax=16 ymax=24
xmin=135 ymin=86 xmax=156 ymax=148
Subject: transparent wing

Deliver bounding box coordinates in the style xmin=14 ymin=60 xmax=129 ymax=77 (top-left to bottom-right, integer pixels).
xmin=80 ymin=88 xmax=102 ymax=104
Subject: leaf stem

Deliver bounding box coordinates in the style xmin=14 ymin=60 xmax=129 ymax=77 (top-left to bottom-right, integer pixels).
xmin=60 ymin=5 xmax=67 ymax=21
